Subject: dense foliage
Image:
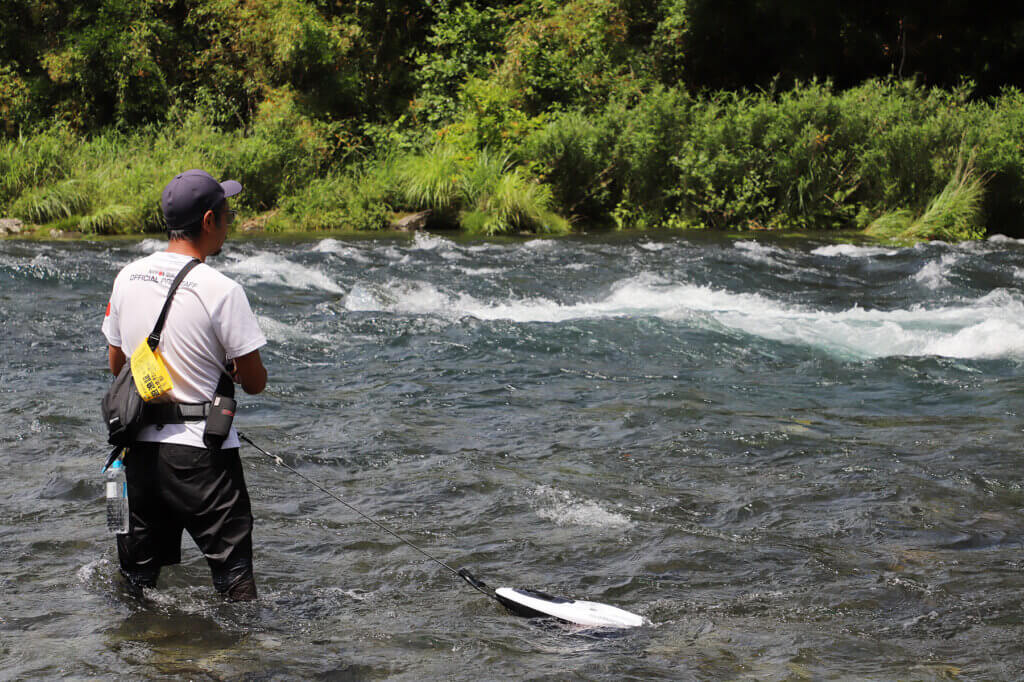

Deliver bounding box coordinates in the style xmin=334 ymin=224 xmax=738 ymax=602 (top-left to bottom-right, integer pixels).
xmin=3 ymin=1 xmax=1024 ymax=238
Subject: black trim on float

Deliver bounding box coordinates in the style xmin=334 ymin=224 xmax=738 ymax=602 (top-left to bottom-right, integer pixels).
xmin=494 ymin=593 xmax=560 ymax=620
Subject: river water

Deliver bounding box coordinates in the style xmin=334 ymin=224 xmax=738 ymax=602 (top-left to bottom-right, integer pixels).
xmin=2 ymin=231 xmax=1023 ymax=679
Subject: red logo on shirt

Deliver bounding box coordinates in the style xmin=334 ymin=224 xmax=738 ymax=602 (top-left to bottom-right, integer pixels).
xmin=105 ymin=301 xmax=111 ymax=317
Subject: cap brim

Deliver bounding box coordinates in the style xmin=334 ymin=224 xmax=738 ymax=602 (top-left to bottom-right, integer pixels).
xmin=221 ymin=180 xmax=242 ymax=198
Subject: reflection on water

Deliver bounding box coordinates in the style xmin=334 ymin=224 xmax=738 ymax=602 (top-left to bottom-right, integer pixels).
xmin=1 ymin=231 xmax=1023 ymax=679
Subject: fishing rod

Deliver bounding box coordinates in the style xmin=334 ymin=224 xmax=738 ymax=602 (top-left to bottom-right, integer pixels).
xmin=238 ymin=431 xmax=645 ymax=628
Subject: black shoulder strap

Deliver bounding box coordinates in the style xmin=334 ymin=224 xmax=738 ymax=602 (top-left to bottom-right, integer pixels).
xmin=147 ymin=258 xmax=201 ymax=350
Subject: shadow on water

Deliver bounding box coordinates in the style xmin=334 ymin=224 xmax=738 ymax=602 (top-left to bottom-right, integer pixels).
xmin=108 ymin=609 xmax=248 ymax=676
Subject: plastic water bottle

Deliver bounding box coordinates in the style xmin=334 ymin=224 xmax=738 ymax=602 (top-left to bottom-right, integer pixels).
xmin=105 ymin=457 xmax=129 ymax=534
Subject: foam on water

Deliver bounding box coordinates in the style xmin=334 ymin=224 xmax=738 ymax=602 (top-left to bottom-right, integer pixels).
xmin=638 ymin=241 xmax=668 ymax=252
xmin=257 ymin=314 xmax=331 ymax=344
xmin=223 ymin=253 xmax=343 ymax=293
xmin=988 ymin=234 xmax=1024 ymax=245
xmin=311 ymin=239 xmax=371 ymax=263
xmin=343 ymin=284 xmax=383 ymax=311
xmin=412 ymin=232 xmax=455 ymax=251
xmin=811 ymin=244 xmax=900 ymax=258
xmin=734 ymin=240 xmax=785 ymax=260
xmin=921 ymin=317 xmax=1024 ymax=358
xmin=523 ymin=239 xmax=557 ymax=250
xmin=19 ymin=254 xmax=61 ymax=279
xmin=137 ymin=238 xmax=166 ymax=254
xmin=145 ymin=586 xmax=217 ymax=615
xmin=531 ymin=486 xmax=634 ymax=530
xmin=456 ymin=266 xmax=504 ymax=276
xmin=76 ymin=557 xmax=110 ymax=584
xmin=913 ymin=253 xmax=959 ymax=289
xmin=342 ymin=274 xmax=1024 ymax=359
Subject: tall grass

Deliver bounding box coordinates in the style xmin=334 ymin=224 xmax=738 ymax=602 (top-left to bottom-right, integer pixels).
xmin=397 ymin=145 xmax=464 ymax=215
xmin=463 ymin=167 xmax=569 ymax=235
xmin=0 ymin=92 xmax=351 ymax=235
xmin=10 ymin=180 xmax=92 ymax=223
xmin=903 ymin=152 xmax=987 ymax=241
xmin=0 ymin=127 xmax=74 ymax=207
xmin=459 ymin=150 xmax=510 ymax=204
xmin=275 ymin=164 xmax=394 ymax=232
xmin=80 ymin=204 xmax=137 ymax=234
xmin=862 ymin=210 xmax=913 ymax=240
xmin=866 ymin=150 xmax=987 ymax=242
xmin=394 ymin=145 xmax=570 ymax=234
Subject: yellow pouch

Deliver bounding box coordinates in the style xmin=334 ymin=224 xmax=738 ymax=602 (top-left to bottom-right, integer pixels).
xmin=131 ymin=339 xmax=174 ymax=401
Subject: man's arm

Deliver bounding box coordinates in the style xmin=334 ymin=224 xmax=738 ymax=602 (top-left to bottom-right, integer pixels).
xmin=231 ymin=349 xmax=267 ymax=394
xmin=109 ymin=345 xmax=126 ymax=375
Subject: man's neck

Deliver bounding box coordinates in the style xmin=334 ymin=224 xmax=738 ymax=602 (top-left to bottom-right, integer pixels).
xmin=166 ymin=238 xmax=206 ymax=262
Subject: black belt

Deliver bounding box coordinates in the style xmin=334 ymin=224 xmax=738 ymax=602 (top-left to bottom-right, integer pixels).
xmin=143 ymin=402 xmax=211 ymax=425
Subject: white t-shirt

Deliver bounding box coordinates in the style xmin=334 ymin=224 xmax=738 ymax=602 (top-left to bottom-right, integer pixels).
xmin=102 ymin=251 xmax=266 ymax=448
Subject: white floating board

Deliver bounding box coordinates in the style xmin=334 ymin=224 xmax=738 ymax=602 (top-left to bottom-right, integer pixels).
xmin=494 ymin=587 xmax=645 ymax=628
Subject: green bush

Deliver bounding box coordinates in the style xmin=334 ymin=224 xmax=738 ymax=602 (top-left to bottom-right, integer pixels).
xmin=276 ymin=163 xmax=394 ymax=232
xmin=464 ymin=165 xmax=569 ymax=235
xmin=223 ymin=87 xmax=349 ymax=211
xmin=0 ymin=64 xmax=34 ymax=136
xmin=519 ymin=79 xmax=1012 ymax=235
xmin=521 ymin=110 xmax=619 ymax=221
xmin=390 ymin=144 xmax=570 ymax=234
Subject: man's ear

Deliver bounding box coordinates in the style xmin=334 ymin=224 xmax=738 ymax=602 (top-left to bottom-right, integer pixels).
xmin=201 ymin=209 xmax=218 ymax=233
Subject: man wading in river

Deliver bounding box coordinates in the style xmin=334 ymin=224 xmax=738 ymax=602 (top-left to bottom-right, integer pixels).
xmin=101 ymin=170 xmax=268 ymax=600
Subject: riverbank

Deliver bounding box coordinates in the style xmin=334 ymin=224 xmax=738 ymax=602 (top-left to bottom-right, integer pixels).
xmin=3 ymin=81 xmax=1023 ymax=242
xmin=0 ymin=215 xmax=907 ymax=249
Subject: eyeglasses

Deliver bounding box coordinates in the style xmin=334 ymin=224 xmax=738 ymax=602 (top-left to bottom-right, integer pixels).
xmin=225 ymin=209 xmax=236 ymax=225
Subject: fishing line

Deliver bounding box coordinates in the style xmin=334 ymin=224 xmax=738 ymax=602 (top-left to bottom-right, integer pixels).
xmin=237 ymin=432 xmax=468 ymax=584
xmin=238 ymin=431 xmax=645 ymax=627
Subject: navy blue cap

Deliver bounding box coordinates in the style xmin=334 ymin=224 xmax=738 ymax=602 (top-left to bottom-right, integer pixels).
xmin=161 ymin=169 xmax=242 ymax=229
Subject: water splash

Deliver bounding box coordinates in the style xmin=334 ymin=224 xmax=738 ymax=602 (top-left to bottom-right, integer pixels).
xmin=342 ymin=274 xmax=1024 ymax=359
xmin=523 ymin=239 xmax=557 ymax=251
xmin=913 ymin=253 xmax=959 ymax=289
xmin=412 ymin=232 xmax=455 ymax=251
xmin=734 ymin=240 xmax=785 ymax=264
xmin=222 ymin=252 xmax=343 ymax=293
xmin=257 ymin=315 xmax=332 ymax=344
xmin=137 ymin=238 xmax=166 ymax=254
xmin=638 ymin=241 xmax=668 ymax=252
xmin=311 ymin=239 xmax=371 ymax=263
xmin=812 ymin=244 xmax=900 ymax=258
xmin=530 ymin=486 xmax=634 ymax=530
